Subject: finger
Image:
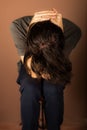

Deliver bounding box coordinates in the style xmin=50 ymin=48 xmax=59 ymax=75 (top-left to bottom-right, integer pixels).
xmin=33 ymin=14 xmax=57 ymax=20
xmin=52 ymin=8 xmax=58 ymax=13
xmin=34 ymin=10 xmax=57 ymax=16
xmin=35 ymin=10 xmax=55 ymax=14
xmin=30 ymin=17 xmax=50 ymax=24
xmin=34 ymin=13 xmax=57 ymax=18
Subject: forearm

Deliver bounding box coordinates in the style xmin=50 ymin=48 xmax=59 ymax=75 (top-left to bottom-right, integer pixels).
xmin=63 ymin=18 xmax=82 ymax=56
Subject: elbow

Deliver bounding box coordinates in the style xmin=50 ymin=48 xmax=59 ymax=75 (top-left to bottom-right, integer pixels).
xmin=10 ymin=22 xmax=16 ymax=32
xmin=76 ymin=26 xmax=82 ymax=41
xmin=71 ymin=25 xmax=82 ymax=50
xmin=9 ymin=19 xmax=18 ymax=35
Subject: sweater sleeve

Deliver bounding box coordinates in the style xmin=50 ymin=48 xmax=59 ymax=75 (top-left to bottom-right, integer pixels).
xmin=63 ymin=18 xmax=82 ymax=56
xmin=10 ymin=16 xmax=33 ymax=56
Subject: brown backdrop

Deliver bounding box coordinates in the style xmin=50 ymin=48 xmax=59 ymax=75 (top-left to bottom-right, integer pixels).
xmin=0 ymin=0 xmax=87 ymax=127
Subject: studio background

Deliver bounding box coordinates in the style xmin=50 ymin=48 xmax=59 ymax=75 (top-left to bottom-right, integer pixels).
xmin=0 ymin=0 xmax=87 ymax=129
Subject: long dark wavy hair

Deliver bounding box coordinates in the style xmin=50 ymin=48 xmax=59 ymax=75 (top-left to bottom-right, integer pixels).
xmin=24 ymin=20 xmax=72 ymax=85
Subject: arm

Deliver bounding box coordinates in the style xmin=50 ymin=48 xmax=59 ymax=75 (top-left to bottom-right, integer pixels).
xmin=32 ymin=9 xmax=81 ymax=55
xmin=10 ymin=9 xmax=58 ymax=61
xmin=10 ymin=10 xmax=58 ymax=62
xmin=10 ymin=16 xmax=33 ymax=62
xmin=63 ymin=18 xmax=82 ymax=56
xmin=10 ymin=14 xmax=81 ymax=61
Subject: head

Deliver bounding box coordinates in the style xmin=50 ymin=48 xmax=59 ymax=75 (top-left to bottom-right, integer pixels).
xmin=24 ymin=20 xmax=72 ymax=85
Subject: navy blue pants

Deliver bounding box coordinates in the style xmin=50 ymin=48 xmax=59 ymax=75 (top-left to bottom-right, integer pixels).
xmin=17 ymin=63 xmax=65 ymax=130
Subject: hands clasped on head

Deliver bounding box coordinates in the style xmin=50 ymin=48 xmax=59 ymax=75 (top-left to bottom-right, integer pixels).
xmin=29 ymin=8 xmax=63 ymax=31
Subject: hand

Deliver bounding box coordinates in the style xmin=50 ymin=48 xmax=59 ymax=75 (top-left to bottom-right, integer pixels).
xmin=29 ymin=8 xmax=63 ymax=31
xmin=50 ymin=12 xmax=64 ymax=31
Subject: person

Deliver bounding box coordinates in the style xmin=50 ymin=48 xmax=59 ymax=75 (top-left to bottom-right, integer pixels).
xmin=10 ymin=9 xmax=81 ymax=130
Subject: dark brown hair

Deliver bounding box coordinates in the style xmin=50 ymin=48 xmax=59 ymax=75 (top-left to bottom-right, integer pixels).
xmin=24 ymin=20 xmax=72 ymax=85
